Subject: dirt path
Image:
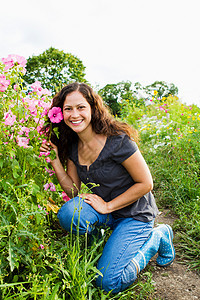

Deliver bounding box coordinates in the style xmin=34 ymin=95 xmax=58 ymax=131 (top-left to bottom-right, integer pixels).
xmin=148 ymin=209 xmax=200 ymax=300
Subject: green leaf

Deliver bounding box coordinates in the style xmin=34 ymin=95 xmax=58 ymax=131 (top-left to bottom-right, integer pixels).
xmin=0 ymin=158 xmax=3 ymax=168
xmin=7 ymin=238 xmax=16 ymax=272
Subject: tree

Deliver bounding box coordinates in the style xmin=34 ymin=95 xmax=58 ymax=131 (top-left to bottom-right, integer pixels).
xmin=98 ymin=81 xmax=134 ymax=116
xmin=23 ymin=47 xmax=87 ymax=94
xmin=134 ymin=81 xmax=178 ymax=99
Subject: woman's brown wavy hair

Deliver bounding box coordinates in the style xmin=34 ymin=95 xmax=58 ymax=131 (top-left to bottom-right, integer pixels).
xmin=42 ymin=82 xmax=138 ymax=166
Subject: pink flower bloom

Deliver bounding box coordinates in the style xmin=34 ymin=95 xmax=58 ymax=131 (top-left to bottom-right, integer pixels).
xmin=1 ymin=57 xmax=14 ymax=70
xmin=44 ymin=182 xmax=56 ymax=191
xmin=49 ymin=182 xmax=56 ymax=191
xmin=31 ymin=81 xmax=51 ymax=97
xmin=39 ymin=151 xmax=50 ymax=157
xmin=45 ymin=167 xmax=55 ymax=176
xmin=45 ymin=157 xmax=51 ymax=163
xmin=40 ymin=244 xmax=44 ymax=249
xmin=2 ymin=54 xmax=27 ymax=72
xmin=44 ymin=183 xmax=50 ymax=191
xmin=18 ymin=126 xmax=30 ymax=137
xmin=48 ymin=107 xmax=63 ymax=123
xmin=0 ymin=74 xmax=10 ymax=92
xmin=62 ymin=191 xmax=70 ymax=202
xmin=31 ymin=81 xmax=42 ymax=92
xmin=38 ymin=100 xmax=51 ymax=110
xmin=17 ymin=136 xmax=29 ymax=148
xmin=39 ymin=88 xmax=51 ymax=97
xmin=3 ymin=110 xmax=16 ymax=125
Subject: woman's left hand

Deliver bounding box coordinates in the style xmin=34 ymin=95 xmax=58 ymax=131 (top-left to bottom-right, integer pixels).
xmin=79 ymin=193 xmax=109 ymax=214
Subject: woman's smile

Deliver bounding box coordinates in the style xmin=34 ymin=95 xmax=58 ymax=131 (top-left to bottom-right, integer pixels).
xmin=63 ymin=91 xmax=92 ymax=134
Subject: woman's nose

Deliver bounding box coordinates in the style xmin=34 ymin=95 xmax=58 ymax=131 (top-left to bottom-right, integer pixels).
xmin=71 ymin=109 xmax=79 ymax=117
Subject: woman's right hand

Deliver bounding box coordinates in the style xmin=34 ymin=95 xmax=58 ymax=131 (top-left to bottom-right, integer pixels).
xmin=40 ymin=141 xmax=59 ymax=163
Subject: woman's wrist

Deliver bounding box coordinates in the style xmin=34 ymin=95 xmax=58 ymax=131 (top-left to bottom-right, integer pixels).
xmin=50 ymin=157 xmax=62 ymax=168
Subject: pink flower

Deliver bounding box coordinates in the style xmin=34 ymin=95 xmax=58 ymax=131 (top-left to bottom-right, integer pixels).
xmin=49 ymin=182 xmax=56 ymax=191
xmin=18 ymin=126 xmax=30 ymax=137
xmin=48 ymin=107 xmax=63 ymax=123
xmin=44 ymin=183 xmax=50 ymax=191
xmin=3 ymin=110 xmax=16 ymax=125
xmin=31 ymin=81 xmax=42 ymax=92
xmin=1 ymin=57 xmax=14 ymax=70
xmin=31 ymin=81 xmax=51 ymax=97
xmin=39 ymin=151 xmax=50 ymax=157
xmin=62 ymin=191 xmax=70 ymax=202
xmin=0 ymin=74 xmax=10 ymax=92
xmin=43 ymin=182 xmax=56 ymax=191
xmin=2 ymin=54 xmax=27 ymax=72
xmin=17 ymin=136 xmax=29 ymax=148
xmin=40 ymin=244 xmax=44 ymax=249
xmin=45 ymin=167 xmax=55 ymax=176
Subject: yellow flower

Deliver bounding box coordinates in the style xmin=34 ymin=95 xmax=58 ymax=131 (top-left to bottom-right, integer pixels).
xmin=154 ymin=90 xmax=158 ymax=95
xmin=192 ymin=117 xmax=195 ymax=120
xmin=46 ymin=201 xmax=60 ymax=213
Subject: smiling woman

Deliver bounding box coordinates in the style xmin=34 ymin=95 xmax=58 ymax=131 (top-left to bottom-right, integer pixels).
xmin=40 ymin=82 xmax=175 ymax=294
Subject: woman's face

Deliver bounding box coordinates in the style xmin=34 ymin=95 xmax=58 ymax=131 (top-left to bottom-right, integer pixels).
xmin=63 ymin=91 xmax=92 ymax=134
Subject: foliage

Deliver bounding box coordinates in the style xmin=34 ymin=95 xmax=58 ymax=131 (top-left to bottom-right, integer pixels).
xmin=98 ymin=81 xmax=136 ymax=116
xmin=134 ymin=80 xmax=178 ymax=100
xmin=99 ymin=80 xmax=178 ymax=117
xmin=0 ymin=55 xmax=155 ymax=299
xmin=1 ymin=51 xmax=199 ymax=298
xmin=121 ymin=93 xmax=200 ymax=269
xmin=23 ymin=47 xmax=87 ymax=94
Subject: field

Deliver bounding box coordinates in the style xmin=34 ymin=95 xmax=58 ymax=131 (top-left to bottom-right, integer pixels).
xmin=0 ymin=56 xmax=199 ymax=299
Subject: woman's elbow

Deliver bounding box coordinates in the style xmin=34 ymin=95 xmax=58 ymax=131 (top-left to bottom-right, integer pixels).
xmin=143 ymin=178 xmax=153 ymax=193
xmin=147 ymin=180 xmax=153 ymax=192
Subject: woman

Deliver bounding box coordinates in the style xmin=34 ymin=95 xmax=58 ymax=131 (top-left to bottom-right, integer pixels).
xmin=40 ymin=82 xmax=175 ymax=293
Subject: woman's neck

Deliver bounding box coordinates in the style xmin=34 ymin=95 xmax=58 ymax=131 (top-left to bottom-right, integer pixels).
xmin=77 ymin=125 xmax=96 ymax=145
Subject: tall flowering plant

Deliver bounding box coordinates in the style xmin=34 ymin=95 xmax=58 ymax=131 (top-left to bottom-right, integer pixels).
xmin=0 ymin=54 xmax=67 ymax=276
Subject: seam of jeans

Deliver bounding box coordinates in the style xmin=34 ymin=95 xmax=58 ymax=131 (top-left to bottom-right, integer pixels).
xmin=108 ymin=220 xmax=153 ymax=289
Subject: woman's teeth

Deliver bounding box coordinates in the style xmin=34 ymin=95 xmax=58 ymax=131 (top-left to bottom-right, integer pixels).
xmin=71 ymin=120 xmax=82 ymax=124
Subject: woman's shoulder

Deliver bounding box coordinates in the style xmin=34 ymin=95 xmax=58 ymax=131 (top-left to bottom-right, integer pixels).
xmin=107 ymin=133 xmax=138 ymax=163
xmin=108 ymin=133 xmax=134 ymax=148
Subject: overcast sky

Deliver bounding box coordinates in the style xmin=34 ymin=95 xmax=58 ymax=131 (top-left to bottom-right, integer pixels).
xmin=1 ymin=0 xmax=200 ymax=107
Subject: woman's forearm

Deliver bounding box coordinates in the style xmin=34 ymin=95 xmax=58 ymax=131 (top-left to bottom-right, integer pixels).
xmin=51 ymin=159 xmax=79 ymax=198
xmin=106 ymin=181 xmax=153 ymax=213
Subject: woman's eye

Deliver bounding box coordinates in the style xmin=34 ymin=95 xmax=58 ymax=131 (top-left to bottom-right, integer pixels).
xmin=79 ymin=106 xmax=85 ymax=109
xmin=64 ymin=107 xmax=71 ymax=111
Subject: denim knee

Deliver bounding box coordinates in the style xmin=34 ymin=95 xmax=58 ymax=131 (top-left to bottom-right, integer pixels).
xmin=57 ymin=196 xmax=101 ymax=235
xmin=96 ymin=267 xmax=122 ymax=294
xmin=96 ymin=263 xmax=137 ymax=294
xmin=57 ymin=196 xmax=86 ymax=233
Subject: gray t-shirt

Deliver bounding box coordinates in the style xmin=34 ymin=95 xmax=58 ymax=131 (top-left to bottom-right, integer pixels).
xmin=69 ymin=134 xmax=159 ymax=222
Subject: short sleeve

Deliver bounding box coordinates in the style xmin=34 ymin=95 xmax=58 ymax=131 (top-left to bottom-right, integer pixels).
xmin=111 ymin=134 xmax=138 ymax=163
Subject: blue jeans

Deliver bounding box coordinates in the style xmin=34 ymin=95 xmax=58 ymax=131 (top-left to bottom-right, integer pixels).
xmin=57 ymin=196 xmax=154 ymax=293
